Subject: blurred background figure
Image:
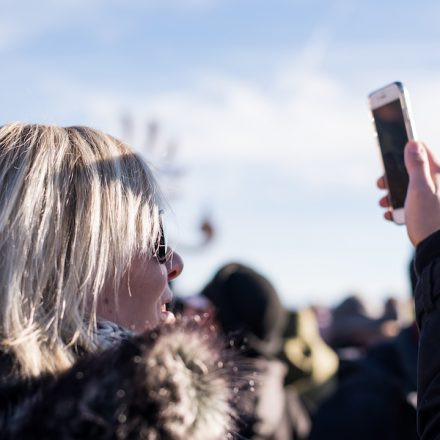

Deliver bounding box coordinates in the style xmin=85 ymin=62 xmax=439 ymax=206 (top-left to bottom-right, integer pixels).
xmin=200 ymin=262 xmax=311 ymax=440
xmin=325 ymin=293 xmax=401 ymax=356
xmin=310 ymin=258 xmax=418 ymax=440
xmin=279 ymin=308 xmax=339 ymax=416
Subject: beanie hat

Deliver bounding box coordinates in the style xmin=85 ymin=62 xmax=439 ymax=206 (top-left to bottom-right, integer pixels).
xmin=201 ymin=263 xmax=287 ymax=357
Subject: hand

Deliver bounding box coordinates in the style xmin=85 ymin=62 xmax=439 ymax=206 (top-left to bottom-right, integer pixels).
xmin=377 ymin=141 xmax=440 ymax=247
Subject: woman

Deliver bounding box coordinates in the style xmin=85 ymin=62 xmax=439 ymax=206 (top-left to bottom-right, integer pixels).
xmin=0 ymin=123 xmax=242 ymax=439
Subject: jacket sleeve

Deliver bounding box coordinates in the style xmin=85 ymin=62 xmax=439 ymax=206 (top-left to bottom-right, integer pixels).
xmin=414 ymin=230 xmax=440 ymax=439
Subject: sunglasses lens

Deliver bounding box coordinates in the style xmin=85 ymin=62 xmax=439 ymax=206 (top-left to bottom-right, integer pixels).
xmin=155 ymin=213 xmax=169 ymax=264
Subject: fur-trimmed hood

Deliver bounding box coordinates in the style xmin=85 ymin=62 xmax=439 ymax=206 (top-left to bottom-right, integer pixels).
xmin=0 ymin=320 xmax=248 ymax=439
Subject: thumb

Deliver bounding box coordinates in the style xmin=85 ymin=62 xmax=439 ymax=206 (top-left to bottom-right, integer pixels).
xmin=404 ymin=141 xmax=435 ymax=192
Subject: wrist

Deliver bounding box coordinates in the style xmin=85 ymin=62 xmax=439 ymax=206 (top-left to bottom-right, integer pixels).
xmin=415 ymin=229 xmax=440 ymax=275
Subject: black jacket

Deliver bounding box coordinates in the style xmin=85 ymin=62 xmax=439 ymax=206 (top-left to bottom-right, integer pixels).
xmin=413 ymin=230 xmax=440 ymax=439
xmin=309 ymin=324 xmax=418 ymax=439
xmin=0 ymin=320 xmax=247 ymax=440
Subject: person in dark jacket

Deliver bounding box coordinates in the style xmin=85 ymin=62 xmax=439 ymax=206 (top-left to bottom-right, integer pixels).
xmin=310 ymin=257 xmax=419 ymax=440
xmin=0 ymin=123 xmax=246 ymax=439
xmin=201 ymin=263 xmax=311 ymax=440
xmin=326 ymin=294 xmax=400 ymax=352
xmin=377 ymin=140 xmax=440 ymax=439
xmin=310 ymin=322 xmax=418 ymax=439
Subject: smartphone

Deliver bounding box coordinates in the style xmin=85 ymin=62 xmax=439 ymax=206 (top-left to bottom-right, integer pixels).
xmin=368 ymin=81 xmax=416 ymax=225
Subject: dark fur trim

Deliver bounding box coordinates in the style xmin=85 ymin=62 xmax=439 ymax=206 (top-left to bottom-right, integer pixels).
xmin=0 ymin=319 xmax=249 ymax=440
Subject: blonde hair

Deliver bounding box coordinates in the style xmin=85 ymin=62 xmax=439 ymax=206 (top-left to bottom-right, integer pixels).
xmin=0 ymin=123 xmax=163 ymax=377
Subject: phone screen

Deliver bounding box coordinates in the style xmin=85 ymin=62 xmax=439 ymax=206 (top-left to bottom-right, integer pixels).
xmin=372 ymin=99 xmax=409 ymax=209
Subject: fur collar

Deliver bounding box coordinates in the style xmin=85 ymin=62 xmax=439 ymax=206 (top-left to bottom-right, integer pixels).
xmin=0 ymin=319 xmax=248 ymax=439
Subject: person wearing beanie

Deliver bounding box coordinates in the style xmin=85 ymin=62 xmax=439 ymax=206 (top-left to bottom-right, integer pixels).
xmin=201 ymin=263 xmax=310 ymax=440
xmin=201 ymin=263 xmax=288 ymax=358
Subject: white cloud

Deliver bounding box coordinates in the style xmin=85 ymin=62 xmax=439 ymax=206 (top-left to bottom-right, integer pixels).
xmin=34 ymin=53 xmax=440 ymax=195
xmin=76 ymin=71 xmax=372 ymax=186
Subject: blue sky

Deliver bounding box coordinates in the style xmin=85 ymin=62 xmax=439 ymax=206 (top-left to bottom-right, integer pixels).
xmin=2 ymin=0 xmax=440 ymax=308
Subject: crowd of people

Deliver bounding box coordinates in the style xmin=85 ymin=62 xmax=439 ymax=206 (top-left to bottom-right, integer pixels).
xmin=0 ymin=123 xmax=439 ymax=439
xmin=171 ymin=262 xmax=417 ymax=439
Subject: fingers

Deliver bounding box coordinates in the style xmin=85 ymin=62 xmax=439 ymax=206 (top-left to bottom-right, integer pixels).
xmin=384 ymin=211 xmax=393 ymax=221
xmin=377 ymin=141 xmax=437 ymax=225
xmin=379 ymin=195 xmax=390 ymax=208
xmin=377 ymin=176 xmax=391 ymax=220
xmin=404 ymin=141 xmax=436 ymax=193
xmin=376 ymin=175 xmax=387 ymax=190
xmin=377 ymin=141 xmax=439 ymax=192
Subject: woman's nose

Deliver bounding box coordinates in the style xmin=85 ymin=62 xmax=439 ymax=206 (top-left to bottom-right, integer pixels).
xmin=167 ymin=250 xmax=184 ymax=281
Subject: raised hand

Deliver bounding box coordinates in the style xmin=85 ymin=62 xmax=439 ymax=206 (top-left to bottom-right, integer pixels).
xmin=377 ymin=141 xmax=440 ymax=246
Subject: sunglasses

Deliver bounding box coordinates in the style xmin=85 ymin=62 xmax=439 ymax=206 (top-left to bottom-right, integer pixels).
xmin=154 ymin=212 xmax=172 ymax=264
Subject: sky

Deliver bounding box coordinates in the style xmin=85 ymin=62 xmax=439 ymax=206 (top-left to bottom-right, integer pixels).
xmin=1 ymin=0 xmax=440 ymax=308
